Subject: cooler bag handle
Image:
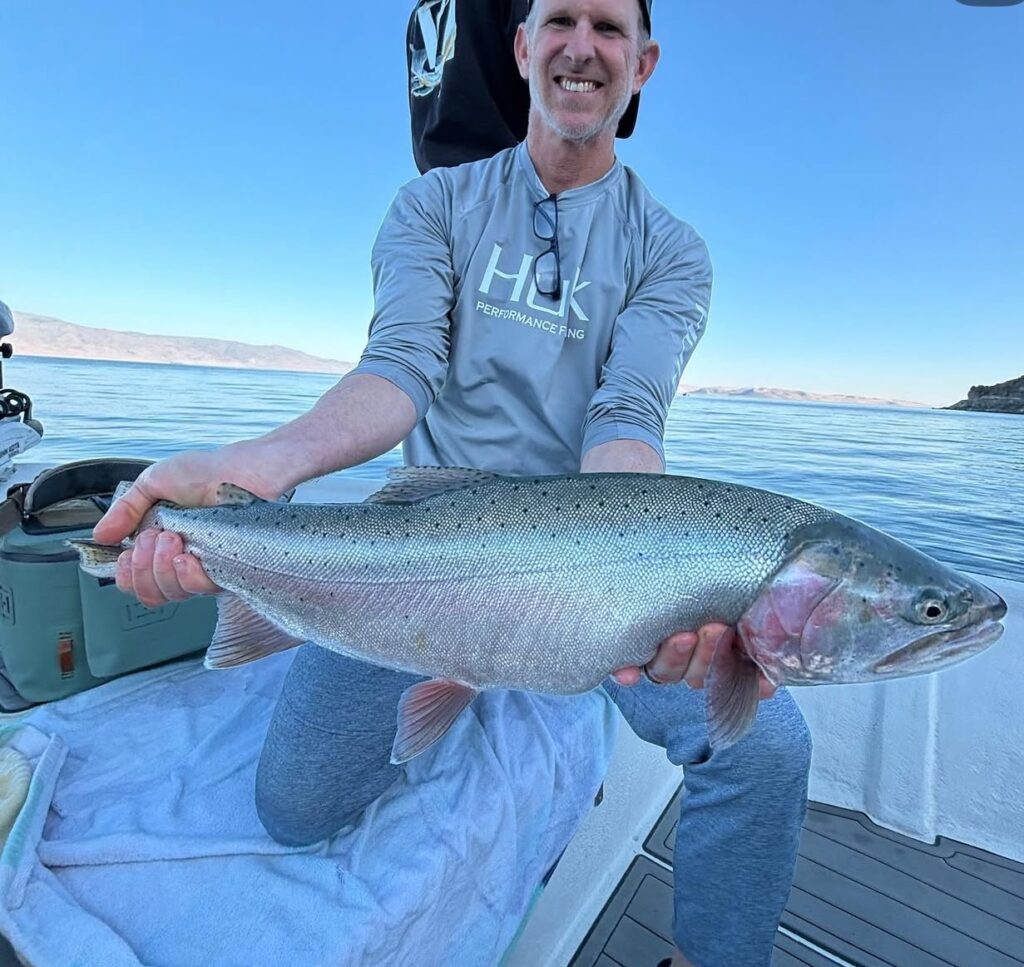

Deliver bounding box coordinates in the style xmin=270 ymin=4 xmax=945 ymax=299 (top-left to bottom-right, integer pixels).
xmin=0 ymin=459 xmax=154 ymax=536
xmin=22 ymin=458 xmax=153 ymax=517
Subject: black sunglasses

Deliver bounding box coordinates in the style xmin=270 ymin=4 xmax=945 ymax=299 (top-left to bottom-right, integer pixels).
xmin=532 ymin=194 xmax=561 ymax=300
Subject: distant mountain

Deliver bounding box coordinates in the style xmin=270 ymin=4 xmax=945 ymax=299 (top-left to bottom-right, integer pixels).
xmin=8 ymin=311 xmax=353 ymax=376
xmin=6 ymin=310 xmax=931 ymax=408
xmin=679 ymin=385 xmax=927 ymax=408
xmin=945 ymin=374 xmax=1024 ymax=414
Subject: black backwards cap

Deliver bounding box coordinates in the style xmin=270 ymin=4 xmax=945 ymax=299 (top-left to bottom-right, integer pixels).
xmin=526 ymin=0 xmax=653 ymax=138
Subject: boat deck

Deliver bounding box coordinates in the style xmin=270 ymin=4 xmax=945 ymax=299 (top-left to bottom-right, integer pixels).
xmin=570 ymin=792 xmax=1024 ymax=967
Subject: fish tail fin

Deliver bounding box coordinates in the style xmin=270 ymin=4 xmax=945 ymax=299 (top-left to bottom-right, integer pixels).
xmin=203 ymin=594 xmax=305 ymax=669
xmin=391 ymin=679 xmax=478 ymax=764
xmin=706 ymin=635 xmax=763 ymax=752
xmin=66 ymin=539 xmax=122 ymax=578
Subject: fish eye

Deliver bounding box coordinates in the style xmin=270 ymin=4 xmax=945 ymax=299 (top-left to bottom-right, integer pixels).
xmin=915 ymin=594 xmax=948 ymax=624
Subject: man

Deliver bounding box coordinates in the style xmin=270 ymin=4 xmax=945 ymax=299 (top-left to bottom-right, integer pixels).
xmin=96 ymin=2 xmax=811 ymax=964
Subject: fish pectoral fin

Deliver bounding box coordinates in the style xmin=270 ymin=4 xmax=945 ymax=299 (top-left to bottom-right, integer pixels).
xmin=706 ymin=638 xmax=762 ymax=753
xmin=203 ymin=594 xmax=305 ymax=669
xmin=66 ymin=539 xmax=122 ymax=578
xmin=367 ymin=466 xmax=501 ymax=505
xmin=391 ymin=678 xmax=479 ymax=765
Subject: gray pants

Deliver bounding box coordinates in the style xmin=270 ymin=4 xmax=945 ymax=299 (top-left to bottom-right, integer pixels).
xmin=255 ymin=644 xmax=811 ymax=967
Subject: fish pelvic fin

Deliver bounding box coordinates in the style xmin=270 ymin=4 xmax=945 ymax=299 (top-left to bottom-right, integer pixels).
xmin=706 ymin=636 xmax=763 ymax=752
xmin=203 ymin=594 xmax=305 ymax=669
xmin=391 ymin=678 xmax=479 ymax=764
xmin=367 ymin=466 xmax=501 ymax=505
xmin=66 ymin=539 xmax=122 ymax=578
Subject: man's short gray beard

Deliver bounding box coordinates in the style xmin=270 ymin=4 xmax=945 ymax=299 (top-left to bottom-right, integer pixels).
xmin=528 ymin=73 xmax=634 ymax=144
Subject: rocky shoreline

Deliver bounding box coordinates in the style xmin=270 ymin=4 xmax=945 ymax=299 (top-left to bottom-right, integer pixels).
xmin=946 ymin=375 xmax=1024 ymax=414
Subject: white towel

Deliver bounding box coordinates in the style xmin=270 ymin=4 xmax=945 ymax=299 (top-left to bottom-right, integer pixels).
xmin=0 ymin=651 xmax=617 ymax=966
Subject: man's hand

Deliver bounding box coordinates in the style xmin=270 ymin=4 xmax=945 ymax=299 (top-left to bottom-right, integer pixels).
xmin=93 ymin=447 xmax=281 ymax=609
xmin=612 ymin=623 xmax=777 ymax=700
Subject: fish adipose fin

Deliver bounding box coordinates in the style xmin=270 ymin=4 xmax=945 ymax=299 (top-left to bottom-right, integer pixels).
xmin=706 ymin=637 xmax=763 ymax=752
xmin=392 ymin=678 xmax=479 ymax=764
xmin=66 ymin=539 xmax=122 ymax=578
xmin=367 ymin=466 xmax=501 ymax=505
xmin=215 ymin=483 xmax=266 ymax=507
xmin=204 ymin=594 xmax=305 ymax=669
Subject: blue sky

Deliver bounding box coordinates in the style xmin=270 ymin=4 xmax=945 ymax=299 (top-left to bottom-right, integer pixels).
xmin=1 ymin=0 xmax=1021 ymax=406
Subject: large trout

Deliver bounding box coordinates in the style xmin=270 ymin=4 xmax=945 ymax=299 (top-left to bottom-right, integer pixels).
xmin=70 ymin=467 xmax=1007 ymax=763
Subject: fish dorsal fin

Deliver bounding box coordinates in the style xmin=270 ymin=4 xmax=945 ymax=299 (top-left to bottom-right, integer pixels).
xmin=215 ymin=483 xmax=266 ymax=507
xmin=112 ymin=480 xmax=134 ymax=503
xmin=366 ymin=466 xmax=500 ymax=505
xmin=203 ymin=594 xmax=305 ymax=669
xmin=391 ymin=678 xmax=479 ymax=764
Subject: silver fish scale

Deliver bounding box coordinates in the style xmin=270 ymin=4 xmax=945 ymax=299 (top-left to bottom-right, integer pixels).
xmin=152 ymin=475 xmax=838 ymax=693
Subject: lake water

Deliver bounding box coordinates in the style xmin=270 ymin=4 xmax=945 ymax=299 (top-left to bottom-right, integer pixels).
xmin=5 ymin=355 xmax=1022 ymax=583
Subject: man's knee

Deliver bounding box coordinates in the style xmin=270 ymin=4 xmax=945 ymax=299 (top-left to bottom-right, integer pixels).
xmin=732 ymin=691 xmax=812 ymax=787
xmin=254 ymin=754 xmax=373 ymax=846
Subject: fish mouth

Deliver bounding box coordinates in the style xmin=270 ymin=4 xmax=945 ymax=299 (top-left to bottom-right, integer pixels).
xmin=873 ymin=618 xmax=1006 ymax=675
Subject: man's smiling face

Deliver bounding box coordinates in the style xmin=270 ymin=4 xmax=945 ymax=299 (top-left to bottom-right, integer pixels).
xmin=516 ymin=0 xmax=658 ymax=144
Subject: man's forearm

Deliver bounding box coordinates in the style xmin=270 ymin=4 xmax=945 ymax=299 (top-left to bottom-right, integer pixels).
xmin=233 ymin=373 xmax=419 ymax=491
xmin=580 ymin=439 xmax=664 ymax=474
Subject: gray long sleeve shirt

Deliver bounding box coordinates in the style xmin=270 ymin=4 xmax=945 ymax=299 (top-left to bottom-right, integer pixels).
xmin=352 ymin=142 xmax=711 ymax=476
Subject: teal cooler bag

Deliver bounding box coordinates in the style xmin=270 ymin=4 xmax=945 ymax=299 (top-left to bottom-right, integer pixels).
xmin=0 ymin=459 xmax=217 ymax=703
